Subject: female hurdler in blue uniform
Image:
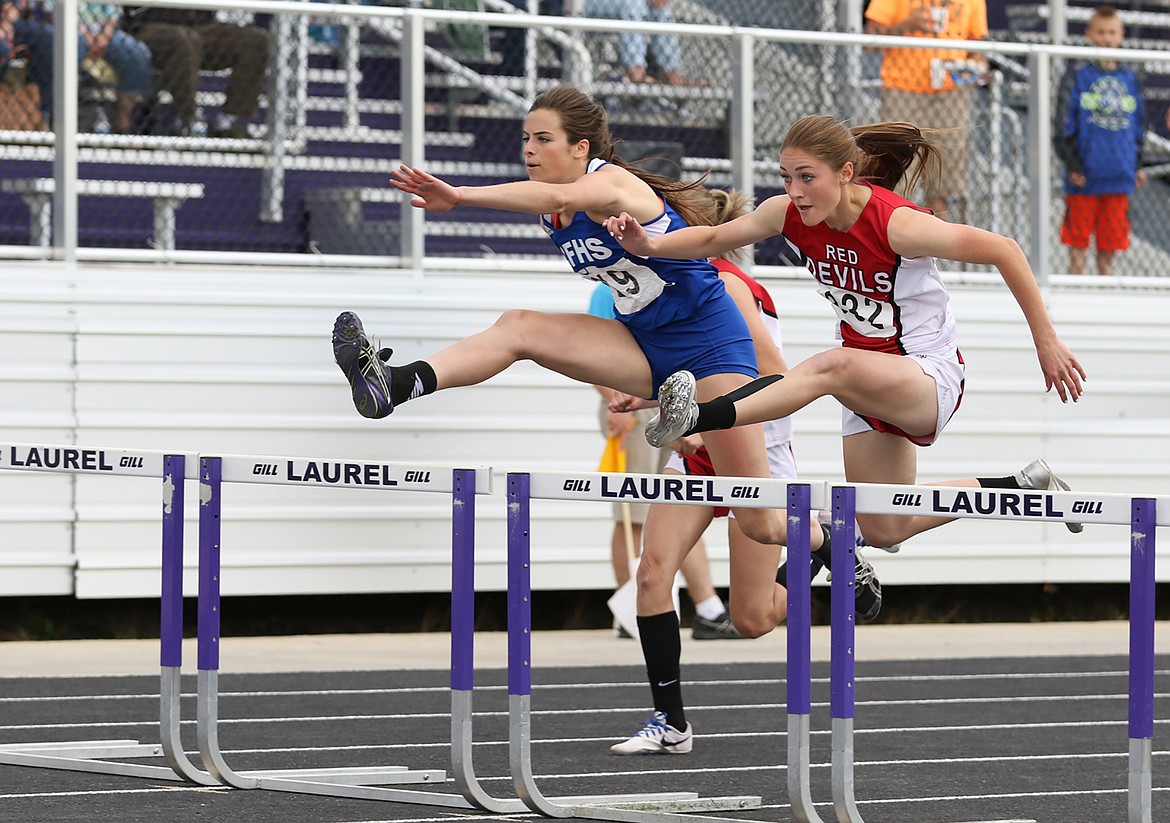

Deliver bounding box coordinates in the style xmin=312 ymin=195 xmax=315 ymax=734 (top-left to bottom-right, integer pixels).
xmin=333 ymin=85 xmax=865 ymax=754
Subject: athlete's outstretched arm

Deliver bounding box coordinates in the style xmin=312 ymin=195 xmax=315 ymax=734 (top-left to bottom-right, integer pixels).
xmin=603 ymin=195 xmax=790 ymax=260
xmin=390 ymin=164 xmax=653 ymax=219
xmin=887 ymin=208 xmax=1087 ymax=402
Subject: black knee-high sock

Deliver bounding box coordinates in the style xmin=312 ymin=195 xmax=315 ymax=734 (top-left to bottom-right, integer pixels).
xmin=776 ymin=523 xmax=832 ymax=586
xmin=638 ymin=612 xmax=686 ymax=731
xmin=775 ymin=556 xmax=825 ymax=587
xmin=388 ymin=360 xmax=437 ymax=406
xmin=690 ymin=374 xmax=785 ymax=435
xmin=812 ymin=523 xmax=833 ymax=570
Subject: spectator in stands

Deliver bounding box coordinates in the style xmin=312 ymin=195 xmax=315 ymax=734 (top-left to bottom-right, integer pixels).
xmin=499 ymin=1 xmax=564 ymax=77
xmin=124 ymin=5 xmax=270 ymax=139
xmin=1 ymin=1 xmax=19 ymax=72
xmin=13 ymin=1 xmax=153 ymax=133
xmin=864 ymin=0 xmax=988 ymax=220
xmin=584 ymin=0 xmax=685 ymax=85
xmin=1054 ymin=5 xmax=1147 ymax=277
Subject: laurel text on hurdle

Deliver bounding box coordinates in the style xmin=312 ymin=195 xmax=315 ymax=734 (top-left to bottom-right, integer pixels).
xmin=250 ymin=460 xmax=434 ymax=486
xmin=562 ymin=475 xmax=763 ymax=502
xmin=0 ymin=445 xmax=140 ymax=471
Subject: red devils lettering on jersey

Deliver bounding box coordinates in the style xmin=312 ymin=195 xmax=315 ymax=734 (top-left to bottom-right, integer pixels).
xmin=807 ymin=249 xmax=894 ymax=296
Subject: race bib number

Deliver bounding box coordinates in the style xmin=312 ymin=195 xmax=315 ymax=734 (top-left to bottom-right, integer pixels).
xmin=820 ymin=286 xmax=895 ymax=338
xmin=583 ymin=258 xmax=666 ymax=315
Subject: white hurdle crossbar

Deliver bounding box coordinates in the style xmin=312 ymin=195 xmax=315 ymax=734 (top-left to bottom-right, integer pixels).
xmin=0 ymin=443 xmax=214 ymax=784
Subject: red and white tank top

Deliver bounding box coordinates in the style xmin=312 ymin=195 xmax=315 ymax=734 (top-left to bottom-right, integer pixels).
xmin=782 ymin=183 xmax=957 ymax=356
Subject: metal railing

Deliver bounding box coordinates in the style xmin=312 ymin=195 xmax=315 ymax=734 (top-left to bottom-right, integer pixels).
xmin=3 ymin=0 xmax=1168 ymax=281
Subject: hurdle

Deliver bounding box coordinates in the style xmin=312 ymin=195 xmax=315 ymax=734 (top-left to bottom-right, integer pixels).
xmin=194 ymin=452 xmax=484 ymax=802
xmin=507 ymin=469 xmax=808 ymax=821
xmin=0 ymin=443 xmax=215 ymax=784
xmin=810 ymin=480 xmax=1164 ymax=823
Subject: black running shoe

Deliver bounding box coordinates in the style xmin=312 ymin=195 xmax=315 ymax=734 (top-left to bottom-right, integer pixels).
xmin=853 ymin=551 xmax=882 ymax=622
xmin=332 ymin=311 xmax=393 ymax=419
xmin=691 ymin=611 xmax=746 ymax=640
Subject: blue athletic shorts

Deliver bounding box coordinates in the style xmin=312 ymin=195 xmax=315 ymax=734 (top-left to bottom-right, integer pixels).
xmin=629 ymin=289 xmax=758 ymax=398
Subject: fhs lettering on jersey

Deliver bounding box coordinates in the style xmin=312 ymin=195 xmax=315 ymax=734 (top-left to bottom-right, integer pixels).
xmin=808 ymin=244 xmax=892 ymax=296
xmin=559 ymin=236 xmax=615 ymax=268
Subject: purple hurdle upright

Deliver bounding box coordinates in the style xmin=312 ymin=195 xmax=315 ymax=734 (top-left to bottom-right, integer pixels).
xmin=1129 ymin=497 xmax=1157 ymax=823
xmin=449 ymin=467 xmax=540 ymax=813
xmin=158 ymin=453 xmax=217 ymax=785
xmin=828 ymin=486 xmax=865 ymax=823
xmin=785 ymin=482 xmax=827 ymax=823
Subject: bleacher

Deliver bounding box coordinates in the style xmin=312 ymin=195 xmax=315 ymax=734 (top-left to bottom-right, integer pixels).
xmin=0 ymin=2 xmax=741 ymax=259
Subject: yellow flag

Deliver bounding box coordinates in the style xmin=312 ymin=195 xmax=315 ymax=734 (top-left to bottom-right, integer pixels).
xmin=598 ymin=433 xmax=628 ymax=473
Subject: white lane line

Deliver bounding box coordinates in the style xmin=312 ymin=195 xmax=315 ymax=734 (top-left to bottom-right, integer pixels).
xmin=3 ymin=668 xmax=1166 ymax=703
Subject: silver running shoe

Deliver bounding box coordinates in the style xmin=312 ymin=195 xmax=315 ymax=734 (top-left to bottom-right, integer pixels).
xmin=645 ymin=371 xmax=699 ymax=448
xmin=610 ymin=712 xmax=693 ymax=755
xmin=1016 ymin=458 xmax=1082 ymax=533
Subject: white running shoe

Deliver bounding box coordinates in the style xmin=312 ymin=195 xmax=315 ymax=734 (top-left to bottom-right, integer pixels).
xmin=645 ymin=371 xmax=699 ymax=448
xmin=1016 ymin=459 xmax=1083 ymax=533
xmin=610 ymin=712 xmax=693 ymax=755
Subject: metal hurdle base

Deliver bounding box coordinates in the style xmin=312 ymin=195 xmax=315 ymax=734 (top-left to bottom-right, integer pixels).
xmin=0 ymin=666 xmax=213 ymax=784
xmin=195 ymin=667 xmax=447 ymax=793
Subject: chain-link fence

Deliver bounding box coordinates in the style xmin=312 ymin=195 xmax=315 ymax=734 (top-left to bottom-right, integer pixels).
xmin=0 ymin=0 xmax=1167 ymax=275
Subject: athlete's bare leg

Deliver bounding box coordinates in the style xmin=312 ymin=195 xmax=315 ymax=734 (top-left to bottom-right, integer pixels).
xmin=427 ymin=311 xmax=657 ymax=399
xmin=717 ymin=348 xmax=941 ymax=440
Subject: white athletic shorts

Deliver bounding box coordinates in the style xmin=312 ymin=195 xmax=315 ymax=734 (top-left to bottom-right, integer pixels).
xmin=841 ymin=347 xmax=966 ymax=447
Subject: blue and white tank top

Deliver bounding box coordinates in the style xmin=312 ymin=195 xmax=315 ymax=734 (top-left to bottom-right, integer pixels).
xmin=540 ymin=158 xmax=727 ymax=332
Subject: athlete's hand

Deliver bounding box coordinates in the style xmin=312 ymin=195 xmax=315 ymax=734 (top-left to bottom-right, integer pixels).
xmin=670 ymin=434 xmax=703 ymax=455
xmin=602 ymin=213 xmax=655 ymax=257
xmin=390 ymin=165 xmax=462 ymax=212
xmin=1036 ymin=336 xmax=1086 ymax=403
xmin=609 ymin=391 xmax=653 ymax=413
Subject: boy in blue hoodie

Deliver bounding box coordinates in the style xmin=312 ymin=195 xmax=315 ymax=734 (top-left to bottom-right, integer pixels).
xmin=1055 ymin=4 xmax=1146 ymax=276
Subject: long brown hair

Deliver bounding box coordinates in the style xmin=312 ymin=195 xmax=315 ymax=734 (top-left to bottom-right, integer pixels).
xmin=709 ymin=188 xmax=753 ymax=261
xmin=781 ymin=114 xmax=943 ymax=196
xmin=529 ymin=85 xmax=715 ymax=227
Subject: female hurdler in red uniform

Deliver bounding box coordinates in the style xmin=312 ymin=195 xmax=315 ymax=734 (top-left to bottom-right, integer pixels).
xmin=604 ymin=114 xmax=1088 ymax=552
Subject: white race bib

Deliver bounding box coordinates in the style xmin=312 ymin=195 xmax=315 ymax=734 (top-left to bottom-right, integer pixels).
xmin=819 ymin=286 xmax=896 ymax=338
xmin=583 ymin=258 xmax=667 ymax=315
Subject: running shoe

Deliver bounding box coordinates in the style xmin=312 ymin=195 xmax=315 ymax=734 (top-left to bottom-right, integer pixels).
xmin=853 ymin=551 xmax=882 ymax=621
xmin=691 ymin=611 xmax=746 ymax=640
xmin=827 ymin=548 xmax=882 ymax=622
xmin=610 ymin=712 xmax=693 ymax=755
xmin=332 ymin=311 xmax=394 ymax=419
xmin=1016 ymin=459 xmax=1082 ymax=533
xmin=644 ymin=371 xmax=699 ymax=448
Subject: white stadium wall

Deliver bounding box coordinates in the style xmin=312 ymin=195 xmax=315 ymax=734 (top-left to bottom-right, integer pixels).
xmin=1 ymin=261 xmax=1168 ymax=598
